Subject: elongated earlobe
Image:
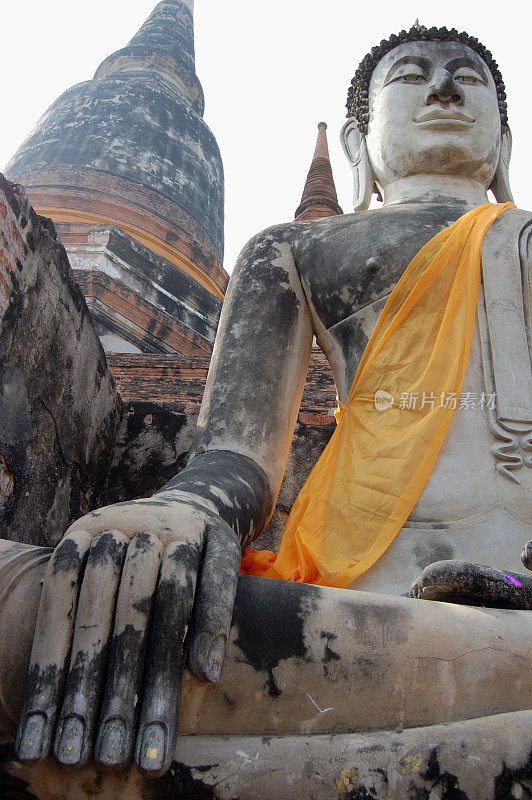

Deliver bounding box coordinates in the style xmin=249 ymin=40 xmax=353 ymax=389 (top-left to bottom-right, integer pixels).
xmin=341 ymin=118 xmax=374 ymax=212
xmin=491 ymin=129 xmax=514 ymax=203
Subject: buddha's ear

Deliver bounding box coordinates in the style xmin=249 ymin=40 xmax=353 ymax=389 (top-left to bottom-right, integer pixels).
xmin=341 ymin=117 xmax=374 ymax=212
xmin=490 ymin=128 xmax=514 ymax=203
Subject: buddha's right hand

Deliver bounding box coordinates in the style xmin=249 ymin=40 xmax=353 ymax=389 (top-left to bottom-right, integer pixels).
xmin=14 ymin=492 xmax=241 ymax=777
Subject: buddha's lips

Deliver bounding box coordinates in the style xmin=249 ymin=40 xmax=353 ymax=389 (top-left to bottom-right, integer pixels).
xmin=414 ymin=109 xmax=475 ymax=123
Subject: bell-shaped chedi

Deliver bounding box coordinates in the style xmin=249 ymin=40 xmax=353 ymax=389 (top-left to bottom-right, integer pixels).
xmin=295 ymin=122 xmax=342 ymax=221
xmin=5 ymin=0 xmax=226 ymax=355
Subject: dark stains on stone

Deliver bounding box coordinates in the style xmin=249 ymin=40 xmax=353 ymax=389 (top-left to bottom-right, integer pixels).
xmin=24 ymin=231 xmax=34 ymax=252
xmin=411 ymin=559 xmax=532 ymax=609
xmin=266 ymin=668 xmax=281 ymax=699
xmin=132 ymin=596 xmax=152 ymax=615
xmin=98 ymin=623 xmax=149 ymax=759
xmin=187 ymin=523 xmax=241 ymax=682
xmin=99 ymin=229 xmax=221 ymax=337
xmin=494 ymin=749 xmax=532 ymax=799
xmin=190 ymin=226 xmax=304 ymax=465
xmin=339 ymin=599 xmax=411 ymax=648
xmin=132 ymin=531 xmax=153 ymax=554
xmin=321 ymin=631 xmax=341 ymax=663
xmin=22 ymin=661 xmax=64 ymax=718
xmin=165 ymin=451 xmax=273 ymax=549
xmin=105 ymin=401 xmax=194 ymax=505
xmin=0 ymin=367 xmax=35 ymax=448
xmin=413 ymin=540 xmax=455 ymax=571
xmin=342 ymin=785 xmax=379 ymax=800
xmin=60 ymin=644 xmax=111 ymax=732
xmin=0 ymin=745 xmax=38 ymax=800
xmin=15 ymin=661 xmax=65 ymax=762
xmin=0 ymin=177 xmax=121 ymax=547
xmin=372 ymin=766 xmax=389 ymax=782
xmin=88 ymin=531 xmax=128 ymax=570
xmin=7 ymin=66 xmax=224 ymax=257
xmin=142 ymin=541 xmax=200 ymax=700
xmin=416 ymin=748 xmax=469 ymax=800
xmin=232 ymin=576 xmax=316 ymax=697
xmin=51 ymin=536 xmax=85 ymax=575
xmin=141 ymin=760 xmax=234 ymax=800
xmin=292 ymin=202 xmax=474 ymax=338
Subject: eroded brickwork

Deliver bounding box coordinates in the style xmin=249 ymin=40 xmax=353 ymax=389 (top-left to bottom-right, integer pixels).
xmin=0 ymin=175 xmax=121 ymax=546
xmin=107 ymin=349 xmax=337 ymax=423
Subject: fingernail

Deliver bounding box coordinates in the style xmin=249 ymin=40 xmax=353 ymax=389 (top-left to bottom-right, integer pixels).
xmin=206 ymin=634 xmax=226 ymax=683
xmin=137 ymin=723 xmax=166 ymax=772
xmin=55 ymin=716 xmax=85 ymax=765
xmin=95 ymin=718 xmax=127 ymax=767
xmin=16 ymin=713 xmax=47 ymax=763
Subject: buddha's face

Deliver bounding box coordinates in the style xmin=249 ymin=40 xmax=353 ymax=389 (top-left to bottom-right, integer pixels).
xmin=365 ymin=40 xmax=502 ymax=189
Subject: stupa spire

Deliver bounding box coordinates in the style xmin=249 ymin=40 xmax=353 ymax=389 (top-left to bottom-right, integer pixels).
xmin=94 ymin=0 xmax=204 ymax=113
xmin=295 ymin=122 xmax=343 ymax=221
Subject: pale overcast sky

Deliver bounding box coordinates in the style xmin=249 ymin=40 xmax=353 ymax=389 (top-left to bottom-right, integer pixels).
xmin=1 ymin=1 xmax=530 ymax=272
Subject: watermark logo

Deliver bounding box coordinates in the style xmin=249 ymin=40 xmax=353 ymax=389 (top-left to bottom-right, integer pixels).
xmin=374 ymin=390 xmax=394 ymax=412
xmin=373 ymin=390 xmax=496 ymax=411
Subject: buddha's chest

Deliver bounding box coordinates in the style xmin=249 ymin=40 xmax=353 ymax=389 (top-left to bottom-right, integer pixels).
xmin=297 ymin=206 xmax=464 ymax=335
xmin=304 ymin=209 xmax=532 ymax=535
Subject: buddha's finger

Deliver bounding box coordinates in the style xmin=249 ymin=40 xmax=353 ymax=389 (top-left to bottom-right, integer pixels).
xmin=187 ymin=519 xmax=241 ymax=682
xmin=53 ymin=530 xmax=128 ymax=769
xmin=15 ymin=530 xmax=93 ymax=765
xmin=135 ymin=539 xmax=202 ymax=777
xmin=94 ymin=532 xmax=163 ymax=771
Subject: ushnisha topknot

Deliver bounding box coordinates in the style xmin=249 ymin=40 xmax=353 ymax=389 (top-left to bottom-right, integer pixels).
xmin=347 ymin=24 xmax=508 ymax=134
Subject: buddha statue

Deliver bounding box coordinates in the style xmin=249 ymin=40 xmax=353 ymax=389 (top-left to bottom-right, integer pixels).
xmin=0 ymin=24 xmax=530 ymax=799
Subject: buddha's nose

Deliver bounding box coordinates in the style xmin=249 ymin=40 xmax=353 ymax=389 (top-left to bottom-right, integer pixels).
xmin=427 ymin=69 xmax=464 ymax=105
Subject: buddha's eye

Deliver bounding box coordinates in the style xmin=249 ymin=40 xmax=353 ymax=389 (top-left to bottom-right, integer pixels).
xmin=391 ymin=73 xmax=426 ymax=84
xmin=454 ymin=71 xmax=483 ymax=85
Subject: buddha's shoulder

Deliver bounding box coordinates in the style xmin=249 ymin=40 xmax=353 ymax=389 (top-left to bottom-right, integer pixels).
xmin=235 ymin=204 xmax=532 ymax=276
xmin=256 ymin=205 xmax=472 ymax=248
xmin=490 ymin=205 xmax=532 ymax=234
xmin=483 ymin=206 xmax=532 ymax=264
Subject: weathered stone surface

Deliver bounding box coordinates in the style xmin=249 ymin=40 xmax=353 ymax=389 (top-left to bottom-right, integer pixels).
xmin=0 ymin=547 xmax=530 ymax=797
xmin=4 ymin=1 xmax=227 ymax=360
xmin=1 ymin=30 xmax=530 ymax=798
xmin=0 ymin=175 xmax=121 ymax=546
xmin=106 ymin=348 xmax=337 ymax=421
xmin=410 ymin=558 xmax=532 ymax=608
xmin=253 ymin=420 xmax=334 ymax=552
xmin=5 ymin=2 xmax=225 ymax=264
xmin=104 ymin=399 xmax=334 ymax=553
xmin=2 ymin=553 xmax=531 ymax=739
xmin=3 ymin=712 xmax=530 ymax=800
xmin=68 ymin=226 xmax=222 ymax=352
xmin=104 ymin=401 xmax=196 ymax=504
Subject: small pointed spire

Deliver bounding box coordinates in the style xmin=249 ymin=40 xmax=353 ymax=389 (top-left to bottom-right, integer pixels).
xmin=295 ymin=122 xmax=342 ymax=221
xmin=94 ymin=1 xmax=204 ymax=113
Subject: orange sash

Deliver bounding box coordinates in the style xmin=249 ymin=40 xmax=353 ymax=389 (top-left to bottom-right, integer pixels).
xmin=241 ymin=203 xmax=514 ymax=587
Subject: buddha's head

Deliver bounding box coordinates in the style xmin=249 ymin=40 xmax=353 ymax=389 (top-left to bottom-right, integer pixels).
xmin=341 ymin=25 xmax=512 ymax=209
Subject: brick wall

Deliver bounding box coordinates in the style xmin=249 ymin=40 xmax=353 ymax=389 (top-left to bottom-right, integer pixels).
xmin=107 ymin=349 xmax=337 ymax=425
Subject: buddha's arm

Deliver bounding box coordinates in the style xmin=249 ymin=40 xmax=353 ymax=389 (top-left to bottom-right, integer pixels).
xmin=161 ymin=226 xmax=314 ymax=547
xmin=14 ymin=226 xmax=313 ymax=777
